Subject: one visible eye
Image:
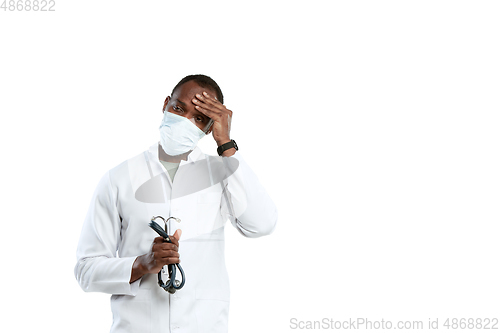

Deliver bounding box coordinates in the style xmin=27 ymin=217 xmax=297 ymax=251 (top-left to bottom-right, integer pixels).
xmin=195 ymin=116 xmax=205 ymax=122
xmin=173 ymin=106 xmax=183 ymax=113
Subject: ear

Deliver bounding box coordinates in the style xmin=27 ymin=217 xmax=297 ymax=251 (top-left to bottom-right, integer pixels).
xmin=163 ymin=96 xmax=170 ymax=112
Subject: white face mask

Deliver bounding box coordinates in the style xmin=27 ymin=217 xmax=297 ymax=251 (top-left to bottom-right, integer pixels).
xmin=159 ymin=111 xmax=206 ymax=156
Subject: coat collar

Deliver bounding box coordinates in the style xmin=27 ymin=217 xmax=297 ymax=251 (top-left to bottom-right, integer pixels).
xmin=148 ymin=142 xmax=206 ymax=165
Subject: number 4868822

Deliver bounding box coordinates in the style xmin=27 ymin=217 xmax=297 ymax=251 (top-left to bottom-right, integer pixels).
xmin=1 ymin=0 xmax=56 ymax=11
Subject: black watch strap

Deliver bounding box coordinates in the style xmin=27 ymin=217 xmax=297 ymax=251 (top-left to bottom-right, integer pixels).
xmin=217 ymin=139 xmax=238 ymax=156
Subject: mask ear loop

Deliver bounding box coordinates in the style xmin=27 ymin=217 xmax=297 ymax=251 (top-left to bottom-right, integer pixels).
xmin=203 ymin=118 xmax=214 ymax=135
xmin=149 ymin=216 xmax=185 ymax=294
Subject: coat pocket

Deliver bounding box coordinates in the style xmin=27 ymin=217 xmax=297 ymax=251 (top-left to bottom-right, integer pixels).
xmin=194 ymin=288 xmax=230 ymax=332
xmin=110 ymin=288 xmax=152 ymax=332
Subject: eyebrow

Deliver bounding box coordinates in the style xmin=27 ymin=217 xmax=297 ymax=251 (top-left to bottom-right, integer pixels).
xmin=175 ymin=99 xmax=187 ymax=107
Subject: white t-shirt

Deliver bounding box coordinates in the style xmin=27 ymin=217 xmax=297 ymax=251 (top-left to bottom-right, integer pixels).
xmin=159 ymin=160 xmax=180 ymax=182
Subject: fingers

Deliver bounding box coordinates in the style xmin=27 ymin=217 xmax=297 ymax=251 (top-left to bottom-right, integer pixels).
xmin=155 ymin=256 xmax=180 ymax=267
xmin=152 ymin=232 xmax=181 ymax=255
xmin=152 ymin=237 xmax=179 ymax=252
xmin=173 ymin=229 xmax=182 ymax=241
xmin=153 ymin=232 xmax=180 ymax=247
xmin=153 ymin=242 xmax=178 ymax=252
xmin=147 ymin=234 xmax=183 ymax=273
xmin=199 ymin=92 xmax=220 ymax=107
xmin=153 ymin=236 xmax=165 ymax=244
xmin=169 ymin=236 xmax=179 ymax=247
xmin=169 ymin=231 xmax=180 ymax=247
xmin=201 ymin=92 xmax=232 ymax=117
xmin=152 ymin=242 xmax=180 ymax=265
xmin=157 ymin=248 xmax=180 ymax=260
xmin=193 ymin=105 xmax=218 ymax=120
xmin=192 ymin=92 xmax=229 ymax=116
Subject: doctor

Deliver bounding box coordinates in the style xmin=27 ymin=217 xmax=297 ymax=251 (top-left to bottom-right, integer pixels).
xmin=74 ymin=74 xmax=278 ymax=333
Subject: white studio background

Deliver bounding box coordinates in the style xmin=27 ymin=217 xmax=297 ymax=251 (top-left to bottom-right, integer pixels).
xmin=1 ymin=1 xmax=499 ymax=332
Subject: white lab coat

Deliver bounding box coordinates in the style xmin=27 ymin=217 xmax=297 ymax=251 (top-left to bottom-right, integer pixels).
xmin=74 ymin=142 xmax=278 ymax=333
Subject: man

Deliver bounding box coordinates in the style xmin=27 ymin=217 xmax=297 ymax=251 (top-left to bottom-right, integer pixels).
xmin=74 ymin=74 xmax=278 ymax=332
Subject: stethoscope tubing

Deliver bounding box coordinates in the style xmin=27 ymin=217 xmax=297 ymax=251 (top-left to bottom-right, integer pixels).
xmin=149 ymin=216 xmax=185 ymax=293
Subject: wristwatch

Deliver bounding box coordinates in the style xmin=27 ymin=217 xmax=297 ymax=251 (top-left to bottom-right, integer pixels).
xmin=217 ymin=139 xmax=238 ymax=156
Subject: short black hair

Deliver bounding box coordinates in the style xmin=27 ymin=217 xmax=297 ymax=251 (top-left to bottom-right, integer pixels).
xmin=171 ymin=74 xmax=224 ymax=104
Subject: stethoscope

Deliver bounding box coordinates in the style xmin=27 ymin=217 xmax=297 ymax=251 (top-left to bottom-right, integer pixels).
xmin=149 ymin=216 xmax=186 ymax=294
